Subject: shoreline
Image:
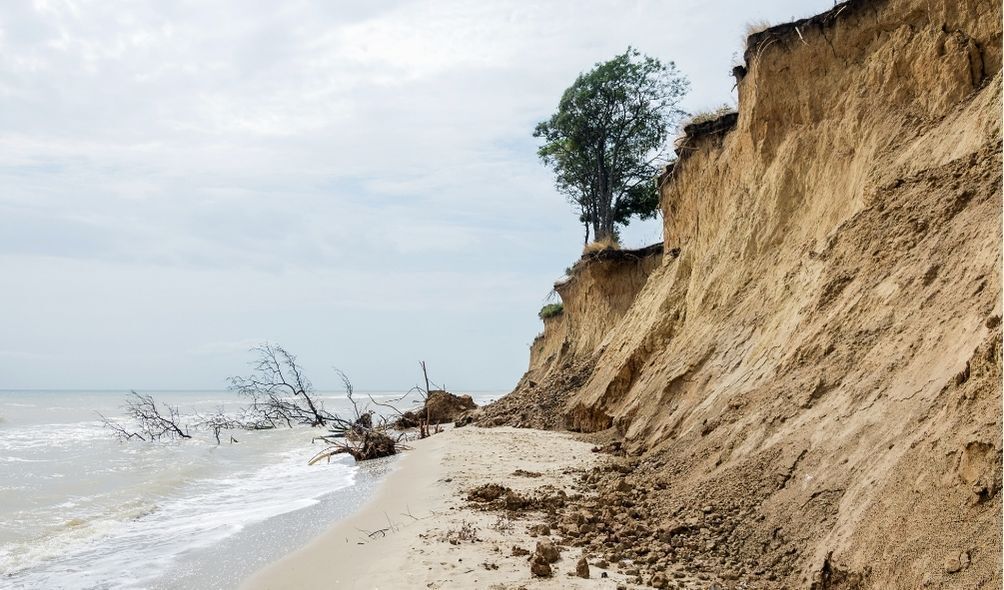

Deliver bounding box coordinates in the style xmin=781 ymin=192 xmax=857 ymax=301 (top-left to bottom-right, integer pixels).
xmin=241 ymin=426 xmax=631 ymax=589
xmin=242 ymin=427 xmax=452 ymax=589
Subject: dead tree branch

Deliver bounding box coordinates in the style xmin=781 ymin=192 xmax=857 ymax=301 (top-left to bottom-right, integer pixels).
xmin=98 ymin=391 xmax=192 ymax=442
xmin=228 ymin=343 xmax=342 ymax=428
xmin=193 ymin=408 xmax=244 ymax=444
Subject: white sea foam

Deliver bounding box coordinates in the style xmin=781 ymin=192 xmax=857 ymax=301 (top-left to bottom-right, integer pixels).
xmin=0 ymin=389 xmax=500 ymax=589
xmin=4 ymin=450 xmax=355 ymax=589
xmin=0 ymin=391 xmax=366 ymax=589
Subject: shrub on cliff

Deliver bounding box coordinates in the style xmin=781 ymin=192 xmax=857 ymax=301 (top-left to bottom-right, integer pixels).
xmin=534 ymin=47 xmax=688 ymax=245
xmin=539 ymin=303 xmax=564 ymax=320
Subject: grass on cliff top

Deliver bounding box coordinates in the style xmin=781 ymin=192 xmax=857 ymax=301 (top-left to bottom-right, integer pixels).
xmin=744 ymin=19 xmax=772 ymax=46
xmin=582 ymin=236 xmax=621 ymax=255
xmin=538 ymin=303 xmax=564 ymax=320
xmin=683 ymin=104 xmax=737 ymax=128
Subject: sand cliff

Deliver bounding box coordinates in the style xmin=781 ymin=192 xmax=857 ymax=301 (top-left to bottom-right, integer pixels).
xmin=485 ymin=0 xmax=1003 ymax=586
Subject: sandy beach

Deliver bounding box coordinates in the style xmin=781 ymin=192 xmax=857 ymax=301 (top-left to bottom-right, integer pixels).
xmin=243 ymin=426 xmax=636 ymax=590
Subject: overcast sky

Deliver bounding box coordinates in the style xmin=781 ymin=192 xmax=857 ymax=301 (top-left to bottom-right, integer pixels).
xmin=0 ymin=0 xmax=830 ymax=391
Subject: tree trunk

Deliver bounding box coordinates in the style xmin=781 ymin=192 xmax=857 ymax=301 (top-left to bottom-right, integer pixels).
xmin=596 ymin=186 xmax=615 ymax=242
xmin=595 ymin=145 xmax=614 ymax=242
xmin=298 ymin=390 xmax=325 ymax=427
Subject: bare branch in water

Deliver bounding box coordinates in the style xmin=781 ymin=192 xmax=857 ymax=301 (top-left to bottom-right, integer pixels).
xmin=228 ymin=343 xmax=349 ymax=429
xmin=98 ymin=391 xmax=191 ymax=442
xmin=99 ymin=344 xmax=401 ymax=462
xmin=193 ymin=407 xmax=244 ymax=445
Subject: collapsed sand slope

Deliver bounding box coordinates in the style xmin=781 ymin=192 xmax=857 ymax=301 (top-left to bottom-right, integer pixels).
xmin=491 ymin=0 xmax=1001 ymax=587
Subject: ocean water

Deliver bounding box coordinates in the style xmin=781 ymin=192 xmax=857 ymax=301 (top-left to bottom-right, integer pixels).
xmin=0 ymin=390 xmax=498 ymax=590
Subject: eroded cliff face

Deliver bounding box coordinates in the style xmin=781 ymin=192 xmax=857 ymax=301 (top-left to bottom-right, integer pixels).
xmin=482 ymin=245 xmax=663 ymax=429
xmin=489 ymin=0 xmax=1002 ymax=586
xmin=529 ymin=245 xmax=664 ymax=377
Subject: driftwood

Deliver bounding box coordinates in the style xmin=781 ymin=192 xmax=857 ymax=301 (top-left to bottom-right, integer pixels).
xmin=304 ymin=365 xmax=401 ymax=462
xmin=98 ymin=344 xmax=436 ymax=463
xmin=308 ymin=427 xmax=401 ymax=464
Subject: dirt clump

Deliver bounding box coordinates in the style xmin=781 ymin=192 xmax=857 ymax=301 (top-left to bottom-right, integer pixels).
xmin=529 ymin=557 xmax=552 ymax=578
xmin=467 ymin=483 xmax=509 ymax=503
xmin=424 ymin=390 xmax=477 ymax=423
xmin=534 ymin=540 xmax=560 ymax=563
xmin=397 ymin=390 xmax=478 ymax=428
xmin=512 ymin=469 xmax=542 ymax=478
xmin=528 ymin=540 xmax=561 ymax=578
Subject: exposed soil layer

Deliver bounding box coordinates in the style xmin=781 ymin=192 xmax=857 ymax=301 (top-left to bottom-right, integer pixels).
xmin=483 ymin=0 xmax=1003 ymax=587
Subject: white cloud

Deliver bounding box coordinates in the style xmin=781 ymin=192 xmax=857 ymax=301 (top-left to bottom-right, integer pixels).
xmin=0 ymin=0 xmax=832 ymax=389
xmin=190 ymin=339 xmax=265 ymax=356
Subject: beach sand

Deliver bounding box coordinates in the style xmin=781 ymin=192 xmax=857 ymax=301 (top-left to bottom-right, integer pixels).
xmin=242 ymin=426 xmax=633 ymax=589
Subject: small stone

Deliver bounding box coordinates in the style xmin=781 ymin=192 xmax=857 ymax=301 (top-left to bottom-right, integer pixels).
xmin=649 ymin=573 xmax=669 ymax=588
xmin=530 ymin=558 xmax=552 ymax=578
xmin=575 ymin=557 xmax=590 ymax=578
xmin=535 ymin=540 xmax=560 ymax=564
xmin=945 ymin=556 xmax=962 ymax=574
xmin=702 ymin=505 xmax=714 ymax=514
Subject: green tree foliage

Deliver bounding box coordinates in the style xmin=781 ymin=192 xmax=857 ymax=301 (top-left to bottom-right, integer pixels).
xmin=533 ymin=48 xmax=688 ymax=244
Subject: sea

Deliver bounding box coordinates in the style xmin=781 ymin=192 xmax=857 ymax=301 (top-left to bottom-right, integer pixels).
xmin=0 ymin=389 xmax=500 ymax=590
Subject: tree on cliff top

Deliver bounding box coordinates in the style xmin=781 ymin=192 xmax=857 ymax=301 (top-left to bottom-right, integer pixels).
xmin=534 ymin=48 xmax=688 ymax=244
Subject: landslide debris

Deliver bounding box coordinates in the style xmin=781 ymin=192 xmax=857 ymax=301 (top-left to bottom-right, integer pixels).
xmin=396 ymin=390 xmax=478 ymax=428
xmin=477 ymin=357 xmax=594 ymax=429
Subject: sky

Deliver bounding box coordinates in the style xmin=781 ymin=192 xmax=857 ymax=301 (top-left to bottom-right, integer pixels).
xmin=0 ymin=0 xmax=831 ymax=391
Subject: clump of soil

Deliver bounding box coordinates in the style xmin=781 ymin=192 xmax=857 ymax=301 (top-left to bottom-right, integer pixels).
xmin=529 ymin=539 xmax=561 ymax=577
xmin=512 ymin=469 xmax=542 ymax=478
xmin=465 ymin=483 xmax=570 ymax=512
xmin=397 ymin=390 xmax=478 ymax=428
xmin=424 ymin=390 xmax=477 ymax=423
xmin=467 ymin=483 xmax=509 ymax=503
